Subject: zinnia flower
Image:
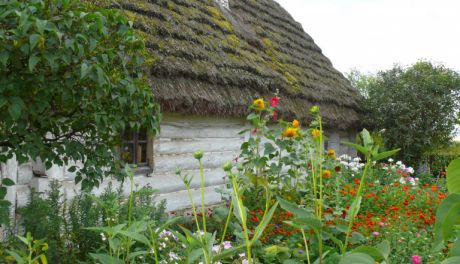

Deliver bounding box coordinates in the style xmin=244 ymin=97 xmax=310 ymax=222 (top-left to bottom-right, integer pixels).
xmin=292 ymin=119 xmax=299 ymax=128
xmin=322 ymin=170 xmax=331 ymax=179
xmin=253 ymin=98 xmax=265 ymax=110
xmin=283 ymin=127 xmax=298 ymax=138
xmin=411 ymin=255 xmax=421 ymax=264
xmin=372 ymin=231 xmax=379 ymax=236
xmin=269 ymin=97 xmax=280 ymax=107
xmin=311 ymin=128 xmax=321 ymax=139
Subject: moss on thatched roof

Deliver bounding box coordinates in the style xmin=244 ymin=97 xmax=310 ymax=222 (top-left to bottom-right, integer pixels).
xmin=113 ymin=0 xmax=361 ymax=130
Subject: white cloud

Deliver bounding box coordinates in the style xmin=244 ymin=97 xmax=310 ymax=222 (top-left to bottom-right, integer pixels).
xmin=275 ymin=0 xmax=460 ymax=74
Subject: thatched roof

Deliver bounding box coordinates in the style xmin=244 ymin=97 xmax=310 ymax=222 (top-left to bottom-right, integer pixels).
xmin=114 ymin=0 xmax=362 ymax=130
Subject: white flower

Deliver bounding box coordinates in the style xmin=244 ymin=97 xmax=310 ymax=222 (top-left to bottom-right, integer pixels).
xmin=223 ymin=241 xmax=232 ymax=249
xmin=388 ymin=158 xmax=394 ymax=163
xmin=212 ymin=245 xmax=220 ymax=253
xmin=396 ymin=161 xmax=402 ymax=166
xmin=100 ymin=233 xmax=107 ymax=241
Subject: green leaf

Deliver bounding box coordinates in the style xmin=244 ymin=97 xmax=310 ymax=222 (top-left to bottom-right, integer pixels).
xmin=441 ymin=256 xmax=460 ymax=264
xmin=451 ymin=239 xmax=460 ymax=257
xmin=5 ymin=250 xmax=25 ymax=264
xmin=117 ymin=230 xmax=150 ymax=245
xmin=2 ymin=178 xmax=15 ymax=186
xmin=432 ymin=193 xmax=460 ymax=252
xmin=89 ymin=253 xmax=124 ymax=264
xmin=29 ymin=34 xmax=41 ymax=50
xmin=214 ymin=244 xmax=245 ymax=261
xmin=341 ymin=141 xmax=369 ymax=156
xmin=8 ymin=101 xmax=22 ymax=120
xmin=28 ymin=56 xmax=40 ymax=72
xmin=360 ymin=129 xmax=373 ymax=148
xmin=278 ymin=197 xmax=314 ymax=218
xmin=447 ymin=158 xmax=460 ymax=194
xmin=339 ymin=252 xmax=375 ymax=264
xmin=0 ymin=187 xmax=6 ymax=199
xmin=251 ymin=202 xmax=278 ymax=242
xmin=351 ymin=246 xmax=385 ymax=262
xmin=372 ymin=148 xmax=400 ymax=162
xmin=442 ymin=203 xmax=460 ymax=243
xmin=80 ymin=63 xmax=90 ymax=79
xmin=0 ymin=51 xmax=9 ymax=67
xmin=0 ymin=96 xmax=6 ymax=109
xmin=375 ymin=240 xmax=390 ymax=260
xmin=347 ymin=196 xmax=362 ymax=221
xmin=286 ymin=217 xmax=322 ymax=233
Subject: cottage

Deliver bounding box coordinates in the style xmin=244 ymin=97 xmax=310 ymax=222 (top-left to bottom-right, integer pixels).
xmin=1 ymin=0 xmax=361 ymax=215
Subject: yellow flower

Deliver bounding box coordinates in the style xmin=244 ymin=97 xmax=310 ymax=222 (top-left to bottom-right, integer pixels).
xmin=283 ymin=127 xmax=298 ymax=138
xmin=292 ymin=119 xmax=299 ymax=128
xmin=253 ymin=98 xmax=265 ymax=110
xmin=326 ymin=149 xmax=336 ymax=159
xmin=311 ymin=128 xmax=321 ymax=138
xmin=322 ymin=170 xmax=331 ymax=179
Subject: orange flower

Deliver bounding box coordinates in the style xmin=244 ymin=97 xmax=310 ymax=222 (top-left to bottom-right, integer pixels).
xmin=322 ymin=170 xmax=331 ymax=179
xmin=326 ymin=149 xmax=336 ymax=159
xmin=252 ymin=98 xmax=265 ymax=110
xmin=311 ymin=128 xmax=321 ymax=138
xmin=292 ymin=119 xmax=299 ymax=128
xmin=431 ymin=185 xmax=438 ymax=192
xmin=283 ymin=127 xmax=298 ymax=138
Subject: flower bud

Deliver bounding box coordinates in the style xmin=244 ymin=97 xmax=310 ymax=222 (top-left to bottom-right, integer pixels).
xmin=310 ymin=105 xmax=319 ymax=114
xmin=193 ymin=150 xmax=203 ymax=160
xmin=223 ymin=161 xmax=232 ymax=172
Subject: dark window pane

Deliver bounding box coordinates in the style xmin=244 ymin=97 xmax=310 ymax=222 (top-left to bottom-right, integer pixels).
xmin=138 ymin=129 xmax=147 ymax=141
xmin=121 ymin=143 xmax=134 ymax=163
xmin=123 ymin=131 xmax=134 ymax=142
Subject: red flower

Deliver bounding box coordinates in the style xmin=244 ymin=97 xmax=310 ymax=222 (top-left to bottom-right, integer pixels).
xmin=269 ymin=97 xmax=280 ymax=107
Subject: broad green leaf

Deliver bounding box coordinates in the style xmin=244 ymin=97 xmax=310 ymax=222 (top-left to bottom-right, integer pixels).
xmin=347 ymin=196 xmax=362 ymax=221
xmin=376 ymin=240 xmax=390 ymax=260
xmin=29 ymin=34 xmax=41 ymax=50
xmin=214 ymin=244 xmax=245 ymax=261
xmin=351 ymin=246 xmax=385 ymax=262
xmin=8 ymin=102 xmax=22 ymax=120
xmin=441 ymin=256 xmax=460 ymax=264
xmin=447 ymin=158 xmax=460 ymax=194
xmin=5 ymin=250 xmax=25 ymax=264
xmin=341 ymin=141 xmax=369 ymax=156
xmin=451 ymin=239 xmax=460 ymax=256
xmin=432 ymin=193 xmax=460 ymax=252
xmin=251 ymin=202 xmax=279 ymax=242
xmin=0 ymin=51 xmax=9 ymax=66
xmin=80 ymin=63 xmax=90 ymax=79
xmin=372 ymin=148 xmax=400 ymax=162
xmin=442 ymin=203 xmax=460 ymax=242
xmin=360 ymin=129 xmax=373 ymax=148
xmin=339 ymin=252 xmax=375 ymax=264
xmin=28 ymin=56 xmax=40 ymax=72
xmin=287 ymin=217 xmax=322 ymax=232
xmin=2 ymin=178 xmax=15 ymax=186
xmin=89 ymin=253 xmax=124 ymax=264
xmin=117 ymin=230 xmax=150 ymax=245
xmin=0 ymin=187 xmax=7 ymax=199
xmin=278 ymin=197 xmax=314 ymax=218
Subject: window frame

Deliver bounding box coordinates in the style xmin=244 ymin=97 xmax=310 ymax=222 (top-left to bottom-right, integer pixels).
xmin=120 ymin=129 xmax=153 ymax=172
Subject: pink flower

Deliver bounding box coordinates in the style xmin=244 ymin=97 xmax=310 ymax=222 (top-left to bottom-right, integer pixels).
xmin=378 ymin=222 xmax=385 ymax=227
xmin=269 ymin=97 xmax=280 ymax=107
xmin=416 ymin=233 xmax=421 ymax=237
xmin=372 ymin=231 xmax=379 ymax=236
xmin=411 ymin=255 xmax=421 ymax=264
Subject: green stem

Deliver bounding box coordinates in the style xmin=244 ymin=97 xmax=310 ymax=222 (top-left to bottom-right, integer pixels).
xmin=147 ymin=225 xmax=159 ymax=264
xmin=126 ymin=169 xmax=135 ymax=262
xmin=199 ymin=160 xmax=207 ymax=236
xmin=220 ymin=200 xmax=233 ymax=246
xmin=231 ymin=174 xmax=252 ymax=264
xmin=301 ymin=229 xmax=311 ymax=264
xmin=342 ymin=158 xmax=371 ymax=255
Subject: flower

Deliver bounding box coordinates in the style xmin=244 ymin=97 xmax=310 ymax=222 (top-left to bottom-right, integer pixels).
xmin=411 ymin=255 xmax=421 ymax=264
xmin=311 ymin=128 xmax=321 ymax=138
xmin=388 ymin=158 xmax=394 ymax=163
xmin=326 ymin=149 xmax=336 ymax=159
xmin=253 ymin=98 xmax=265 ymax=110
xmin=292 ymin=119 xmax=299 ymax=128
xmin=322 ymin=170 xmax=331 ymax=179
xmin=310 ymin=105 xmax=319 ymax=113
xmin=372 ymin=231 xmax=380 ymax=236
xmin=269 ymin=97 xmax=280 ymax=107
xmin=283 ymin=127 xmax=298 ymax=138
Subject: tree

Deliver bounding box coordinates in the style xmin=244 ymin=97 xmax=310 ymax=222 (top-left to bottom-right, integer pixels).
xmin=0 ymin=0 xmax=160 ymax=191
xmin=354 ymin=61 xmax=460 ymax=166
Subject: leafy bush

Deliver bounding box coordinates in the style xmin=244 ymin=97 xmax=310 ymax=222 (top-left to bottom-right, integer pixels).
xmin=16 ymin=179 xmax=166 ymax=263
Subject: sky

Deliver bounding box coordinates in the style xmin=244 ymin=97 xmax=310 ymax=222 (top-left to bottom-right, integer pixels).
xmin=275 ymin=0 xmax=460 ymax=75
xmin=275 ymin=0 xmax=460 ymax=140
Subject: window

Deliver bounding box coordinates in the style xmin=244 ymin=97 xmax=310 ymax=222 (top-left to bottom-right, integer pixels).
xmin=121 ymin=129 xmax=149 ymax=167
